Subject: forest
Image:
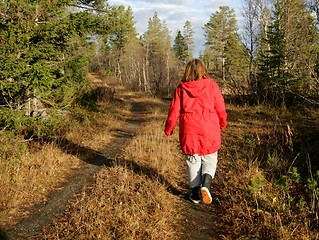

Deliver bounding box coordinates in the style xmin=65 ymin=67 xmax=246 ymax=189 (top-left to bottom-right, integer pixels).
xmin=1 ymin=0 xmax=319 ymax=239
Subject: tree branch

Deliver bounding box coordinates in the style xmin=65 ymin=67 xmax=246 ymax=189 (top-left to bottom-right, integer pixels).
xmin=68 ymin=4 xmax=108 ymax=13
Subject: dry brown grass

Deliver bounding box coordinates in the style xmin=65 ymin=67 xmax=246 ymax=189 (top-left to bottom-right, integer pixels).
xmin=215 ymin=103 xmax=319 ymax=239
xmin=0 ymin=136 xmax=83 ymax=227
xmin=2 ymin=73 xmax=319 ymax=239
xmin=42 ymin=95 xmax=183 ymax=240
xmin=65 ymin=111 xmax=124 ymax=151
xmin=124 ymin=97 xmax=183 ymax=187
xmin=43 ymin=165 xmax=179 ymax=240
xmin=0 ymin=76 xmax=130 ymax=228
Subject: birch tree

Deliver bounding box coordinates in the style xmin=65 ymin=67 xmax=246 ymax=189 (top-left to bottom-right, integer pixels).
xmin=242 ymin=1 xmax=269 ymax=77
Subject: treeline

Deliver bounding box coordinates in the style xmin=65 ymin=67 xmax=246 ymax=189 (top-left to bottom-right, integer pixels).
xmin=241 ymin=0 xmax=319 ymax=106
xmin=201 ymin=1 xmax=319 ymax=106
xmin=0 ymin=0 xmax=186 ymax=121
xmin=1 ymin=0 xmax=319 ymax=129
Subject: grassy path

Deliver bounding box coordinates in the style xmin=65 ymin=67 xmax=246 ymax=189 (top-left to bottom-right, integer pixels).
xmin=3 ymin=81 xmax=150 ymax=239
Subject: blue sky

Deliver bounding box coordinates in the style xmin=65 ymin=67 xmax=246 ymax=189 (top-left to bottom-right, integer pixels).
xmin=107 ymin=0 xmax=243 ymax=56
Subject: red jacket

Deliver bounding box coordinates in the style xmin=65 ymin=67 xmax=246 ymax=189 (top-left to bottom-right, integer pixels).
xmin=164 ymin=77 xmax=227 ymax=155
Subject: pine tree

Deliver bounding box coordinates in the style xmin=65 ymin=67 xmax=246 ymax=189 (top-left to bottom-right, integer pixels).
xmin=242 ymin=0 xmax=272 ymax=95
xmin=204 ymin=6 xmax=249 ymax=93
xmin=143 ymin=12 xmax=171 ymax=55
xmin=258 ymin=0 xmax=319 ymax=104
xmin=204 ymin=6 xmax=239 ymax=77
xmin=96 ymin=4 xmax=138 ymax=84
xmin=104 ymin=5 xmax=137 ymax=51
xmin=183 ymin=20 xmax=195 ymax=60
xmin=173 ymin=30 xmax=188 ymax=64
xmin=142 ymin=12 xmax=173 ymax=95
xmin=224 ymin=33 xmax=250 ymax=94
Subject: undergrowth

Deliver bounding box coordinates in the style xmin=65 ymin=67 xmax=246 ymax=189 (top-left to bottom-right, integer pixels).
xmin=218 ymin=104 xmax=319 ymax=239
xmin=0 ymin=75 xmax=122 ymax=228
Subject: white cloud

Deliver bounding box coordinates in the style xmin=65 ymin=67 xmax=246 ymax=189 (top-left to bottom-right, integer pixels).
xmin=107 ymin=0 xmax=242 ymax=56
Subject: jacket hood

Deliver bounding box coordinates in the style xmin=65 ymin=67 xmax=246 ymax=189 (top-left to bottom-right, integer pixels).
xmin=180 ymin=77 xmax=210 ymax=98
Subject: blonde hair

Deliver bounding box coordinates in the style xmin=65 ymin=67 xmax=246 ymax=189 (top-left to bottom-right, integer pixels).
xmin=182 ymin=58 xmax=208 ymax=82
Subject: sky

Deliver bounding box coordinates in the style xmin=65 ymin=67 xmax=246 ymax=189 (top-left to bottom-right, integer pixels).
xmin=106 ymin=0 xmax=243 ymax=56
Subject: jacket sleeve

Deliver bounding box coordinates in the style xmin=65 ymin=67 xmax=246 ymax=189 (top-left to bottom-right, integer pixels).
xmin=213 ymin=82 xmax=228 ymax=131
xmin=164 ymin=86 xmax=181 ymax=136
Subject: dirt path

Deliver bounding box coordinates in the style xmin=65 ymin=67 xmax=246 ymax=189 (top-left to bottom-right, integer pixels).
xmin=3 ymin=97 xmax=147 ymax=240
xmin=2 ymin=81 xmax=228 ymax=240
xmin=178 ymin=198 xmax=226 ymax=239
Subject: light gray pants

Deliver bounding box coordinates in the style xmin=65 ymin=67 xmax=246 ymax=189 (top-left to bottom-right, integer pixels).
xmin=185 ymin=152 xmax=218 ymax=188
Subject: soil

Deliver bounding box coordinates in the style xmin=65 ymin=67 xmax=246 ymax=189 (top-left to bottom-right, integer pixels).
xmin=1 ymin=81 xmax=229 ymax=240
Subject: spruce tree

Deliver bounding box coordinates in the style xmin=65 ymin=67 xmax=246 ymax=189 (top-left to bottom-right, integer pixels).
xmin=142 ymin=12 xmax=173 ymax=95
xmin=0 ymin=0 xmax=100 ymax=114
xmin=204 ymin=6 xmax=249 ymax=93
xmin=242 ymin=0 xmax=272 ymax=96
xmin=258 ymin=0 xmax=319 ymax=104
xmin=173 ymin=30 xmax=188 ymax=64
xmin=183 ymin=20 xmax=195 ymax=60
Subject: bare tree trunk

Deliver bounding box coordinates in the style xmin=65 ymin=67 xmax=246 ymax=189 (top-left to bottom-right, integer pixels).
xmin=166 ymin=52 xmax=170 ymax=96
xmin=144 ymin=46 xmax=150 ymax=93
xmin=137 ymin=61 xmax=142 ymax=91
xmin=142 ymin=61 xmax=148 ymax=92
xmin=26 ymin=97 xmax=31 ymax=116
xmin=222 ymin=56 xmax=225 ymax=81
xmin=117 ymin=61 xmax=122 ymax=84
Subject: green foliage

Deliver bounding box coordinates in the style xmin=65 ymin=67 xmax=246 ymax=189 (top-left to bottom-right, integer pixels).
xmin=0 ymin=0 xmax=97 ymax=110
xmin=0 ymin=0 xmax=106 ymax=142
xmin=182 ymin=20 xmax=194 ymax=60
xmin=305 ymin=171 xmax=319 ymax=211
xmin=0 ymin=108 xmax=30 ymax=133
xmin=143 ymin=11 xmax=171 ymax=54
xmin=305 ymin=177 xmax=318 ymax=194
xmin=249 ymin=174 xmax=266 ymax=196
xmin=289 ymin=167 xmax=301 ymax=184
xmin=0 ymin=108 xmax=70 ymax=138
xmin=257 ymin=0 xmax=319 ymax=105
xmin=203 ymin=5 xmax=249 ymax=92
xmin=173 ymin=30 xmax=189 ymax=64
xmin=141 ymin=11 xmax=174 ymax=95
xmin=77 ymin=86 xmax=100 ymax=111
xmin=98 ymin=5 xmax=137 ymax=51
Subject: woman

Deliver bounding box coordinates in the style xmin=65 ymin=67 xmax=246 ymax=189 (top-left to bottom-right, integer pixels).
xmin=164 ymin=58 xmax=227 ymax=204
